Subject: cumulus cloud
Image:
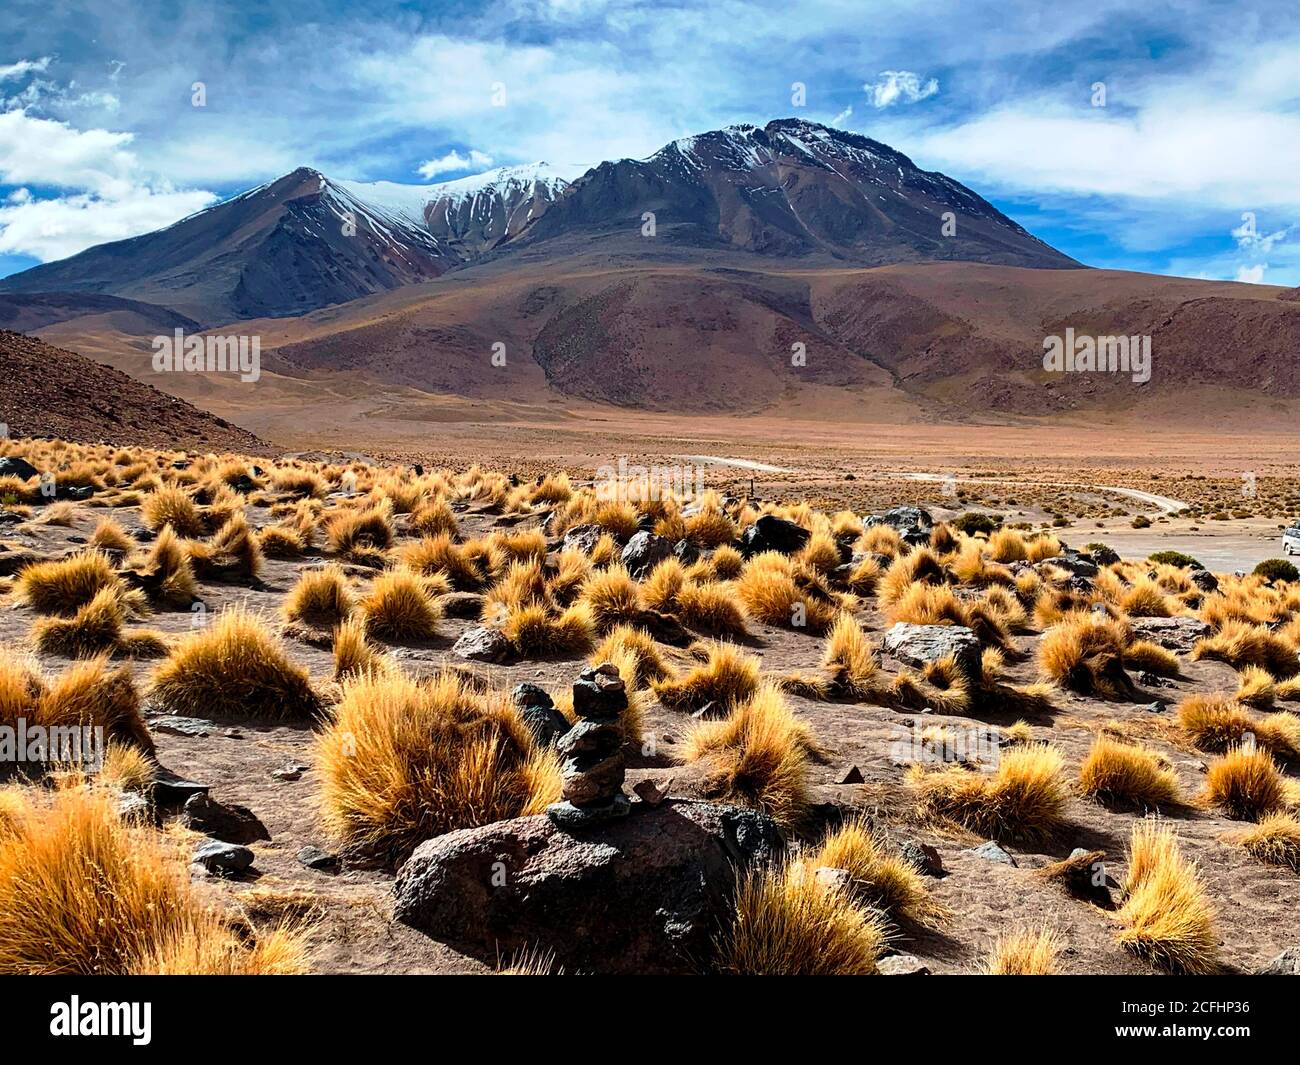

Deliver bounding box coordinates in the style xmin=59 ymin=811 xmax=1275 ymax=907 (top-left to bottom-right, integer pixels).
xmin=0 ymin=108 xmax=214 ymax=262
xmin=1235 ymin=264 xmax=1267 ymax=283
xmin=416 ymin=148 xmax=495 ymax=179
xmin=866 ymin=71 xmax=939 ymax=108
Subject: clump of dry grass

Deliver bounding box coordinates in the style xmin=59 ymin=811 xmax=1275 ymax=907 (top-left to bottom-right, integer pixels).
xmin=1037 ymin=613 xmax=1135 ymax=697
xmin=0 ymin=785 xmax=306 ymax=974
xmin=18 ymin=550 xmax=132 ymax=617
xmin=1236 ymin=665 xmax=1276 ymax=708
xmin=809 ymin=818 xmax=944 ymax=927
xmin=578 ymin=565 xmax=643 ymax=632
xmin=1115 ymin=820 xmax=1218 ymax=974
xmin=141 ymin=484 xmax=205 ymax=538
xmin=890 ymin=655 xmax=973 ymax=715
xmin=589 ymin=625 xmax=669 ymax=688
xmin=188 ymin=512 xmax=263 ymax=581
xmin=909 ymin=744 xmax=1069 ymax=844
xmin=1124 ymin=639 xmax=1180 ymax=677
xmin=1233 ymin=812 xmax=1300 ymax=871
xmin=316 ymin=668 xmax=560 ymax=866
xmin=716 ymin=862 xmax=887 ymax=975
xmin=0 ymin=653 xmax=154 ymax=756
xmin=31 ymin=587 xmax=167 ymax=659
xmin=359 ymin=569 xmax=441 ymax=641
xmin=88 ymin=516 xmax=134 ymax=556
xmin=283 ymin=565 xmax=355 ymax=628
xmin=150 ymin=606 xmax=320 ymax=719
xmin=1191 ymin=619 xmax=1298 ymax=678
xmin=325 ymin=505 xmax=394 ymax=562
xmin=1078 ymin=735 xmax=1180 ymax=809
xmin=499 ymin=602 xmax=596 ymax=658
xmin=821 ymin=612 xmax=882 ymax=698
xmin=982 ymin=925 xmax=1063 ymax=975
xmin=332 ymin=615 xmax=387 ymax=681
xmin=1203 ymin=746 xmax=1287 ymax=820
xmin=735 ymin=552 xmax=839 ymax=632
xmin=1177 ymin=694 xmax=1300 ymax=760
xmin=683 ymin=683 xmax=819 ymax=827
xmin=125 ymin=526 xmax=197 ymax=608
xmin=653 ymin=640 xmax=761 ymax=712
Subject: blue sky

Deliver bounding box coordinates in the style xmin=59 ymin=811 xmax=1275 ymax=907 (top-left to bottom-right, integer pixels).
xmin=2 ymin=0 xmax=1298 ymax=283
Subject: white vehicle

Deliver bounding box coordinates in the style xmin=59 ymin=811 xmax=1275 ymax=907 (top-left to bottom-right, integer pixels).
xmin=1285 ymin=524 xmax=1300 ymax=556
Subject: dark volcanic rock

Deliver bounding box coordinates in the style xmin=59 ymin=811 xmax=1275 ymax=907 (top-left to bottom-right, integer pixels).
xmin=738 ymin=514 xmax=810 ymax=557
xmin=0 ymin=456 xmax=39 ymax=481
xmin=620 ymin=530 xmax=674 ymax=579
xmin=393 ymin=800 xmax=784 ymax=974
xmin=452 ymin=626 xmax=511 ymax=663
xmin=180 ymin=793 xmax=270 ymax=845
xmin=512 ymin=683 xmax=571 ymax=748
xmin=882 ymin=622 xmax=983 ymax=685
xmin=864 ymin=506 xmax=934 ymax=546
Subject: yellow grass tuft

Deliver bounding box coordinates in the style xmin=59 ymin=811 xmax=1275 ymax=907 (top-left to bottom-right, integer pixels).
xmin=360 ymin=569 xmax=441 ymax=641
xmin=683 ymin=683 xmax=819 ymax=827
xmin=317 ymin=668 xmax=561 ymax=865
xmin=1234 ymin=812 xmax=1300 ymax=871
xmin=982 ymin=925 xmax=1063 ymax=975
xmin=653 ymin=640 xmax=761 ymax=712
xmin=1115 ymin=820 xmax=1218 ymax=974
xmin=716 ymin=862 xmax=887 ymax=975
xmin=150 ymin=606 xmax=320 ymax=719
xmin=809 ymin=817 xmax=944 ymax=927
xmin=1203 ymin=746 xmax=1287 ymax=820
xmin=1078 ymin=735 xmax=1180 ymax=809
xmin=283 ymin=565 xmax=355 ymax=628
xmin=910 ymin=743 xmax=1069 ymax=844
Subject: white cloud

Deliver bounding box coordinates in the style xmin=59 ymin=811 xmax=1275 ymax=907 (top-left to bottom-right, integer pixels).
xmin=416 ymin=148 xmax=495 ymax=179
xmin=0 ymin=186 xmax=216 ymax=261
xmin=0 ymin=108 xmax=215 ymax=262
xmin=831 ymin=104 xmax=853 ymax=126
xmin=1235 ymin=264 xmax=1267 ymax=283
xmin=0 ymin=57 xmax=52 ymax=81
xmin=866 ymin=71 xmax=938 ymax=108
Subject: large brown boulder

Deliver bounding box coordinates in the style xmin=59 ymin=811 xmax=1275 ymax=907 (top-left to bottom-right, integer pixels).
xmin=392 ymin=799 xmax=784 ymax=974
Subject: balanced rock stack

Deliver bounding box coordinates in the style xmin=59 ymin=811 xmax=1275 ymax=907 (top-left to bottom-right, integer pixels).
xmin=547 ymin=663 xmax=632 ymax=829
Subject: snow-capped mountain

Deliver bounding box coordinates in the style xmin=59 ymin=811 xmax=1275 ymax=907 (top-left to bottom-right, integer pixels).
xmin=0 ymin=120 xmax=1074 ymax=324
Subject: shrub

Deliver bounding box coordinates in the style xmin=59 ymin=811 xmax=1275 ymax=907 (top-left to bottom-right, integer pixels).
xmin=1148 ymin=550 xmax=1202 ymax=569
xmin=951 ymin=511 xmax=1002 ymax=536
xmin=1254 ymin=558 xmax=1299 ymax=583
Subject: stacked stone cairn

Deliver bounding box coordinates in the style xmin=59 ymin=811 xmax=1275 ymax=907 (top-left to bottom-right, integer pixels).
xmin=547 ymin=663 xmax=632 ymax=829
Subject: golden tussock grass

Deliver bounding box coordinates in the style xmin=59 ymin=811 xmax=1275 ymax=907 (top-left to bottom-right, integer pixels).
xmin=18 ymin=550 xmax=131 ymax=617
xmin=1078 ymin=735 xmax=1180 ymax=809
xmin=257 ymin=523 xmax=307 ymax=558
xmin=1203 ymin=746 xmax=1287 ymax=820
xmin=332 ymin=615 xmax=387 ymax=681
xmin=1037 ymin=612 xmax=1134 ymax=697
xmin=890 ymin=656 xmax=972 ymax=715
xmin=150 ymin=606 xmax=320 ymax=719
xmin=189 ymin=511 xmax=263 ymax=580
xmin=821 ymin=612 xmax=881 ymax=697
xmin=1 ymin=653 xmax=153 ymax=755
xmin=359 ymin=569 xmax=441 ymax=641
xmin=140 ymin=484 xmax=205 ymax=538
xmin=283 ymin=565 xmax=355 ymax=628
xmin=686 ymin=508 xmax=736 ymax=548
xmin=1191 ymin=619 xmax=1298 ymax=678
xmin=1233 ymin=812 xmax=1300 ymax=871
xmin=399 ymin=533 xmax=493 ymax=590
xmin=734 ymin=552 xmax=838 ymax=632
xmin=409 ymin=498 xmax=459 ymax=539
xmin=99 ymin=743 xmax=157 ymax=795
xmin=325 ymin=505 xmax=395 ymax=558
xmin=1115 ymin=820 xmax=1218 ymax=974
xmin=316 ymin=668 xmax=561 ymax=866
xmin=683 ymin=683 xmax=819 ymax=827
xmin=577 ymin=564 xmax=643 ymax=632
xmin=710 ymin=544 xmax=744 ymax=580
xmin=589 ymin=625 xmax=669 ymax=688
xmin=716 ymin=862 xmax=887 ymax=975
xmin=1235 ymin=665 xmax=1276 ymax=708
xmin=31 ymin=587 xmax=167 ymax=660
xmin=653 ymin=640 xmax=761 ymax=712
xmin=809 ymin=817 xmax=945 ymax=927
xmin=986 ymin=527 xmax=1028 ymax=563
xmin=1177 ymin=693 xmax=1300 ymax=761
xmin=675 ymin=580 xmax=749 ymax=637
xmin=1123 ymin=639 xmax=1180 ymax=677
xmin=910 ymin=743 xmax=1069 ymax=844
xmin=88 ymin=516 xmax=134 ymax=556
xmin=640 ymin=557 xmax=686 ymax=612
xmin=982 ymin=925 xmax=1063 ymax=975
xmin=546 ymin=548 xmax=591 ymax=605
xmin=1119 ymin=578 xmax=1174 ymax=618
xmin=125 ymin=525 xmax=197 ymax=608
xmin=271 ymin=467 xmax=327 ymax=499
xmin=0 ymin=785 xmax=307 ymax=974
xmin=500 ymin=601 xmax=596 ymax=658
